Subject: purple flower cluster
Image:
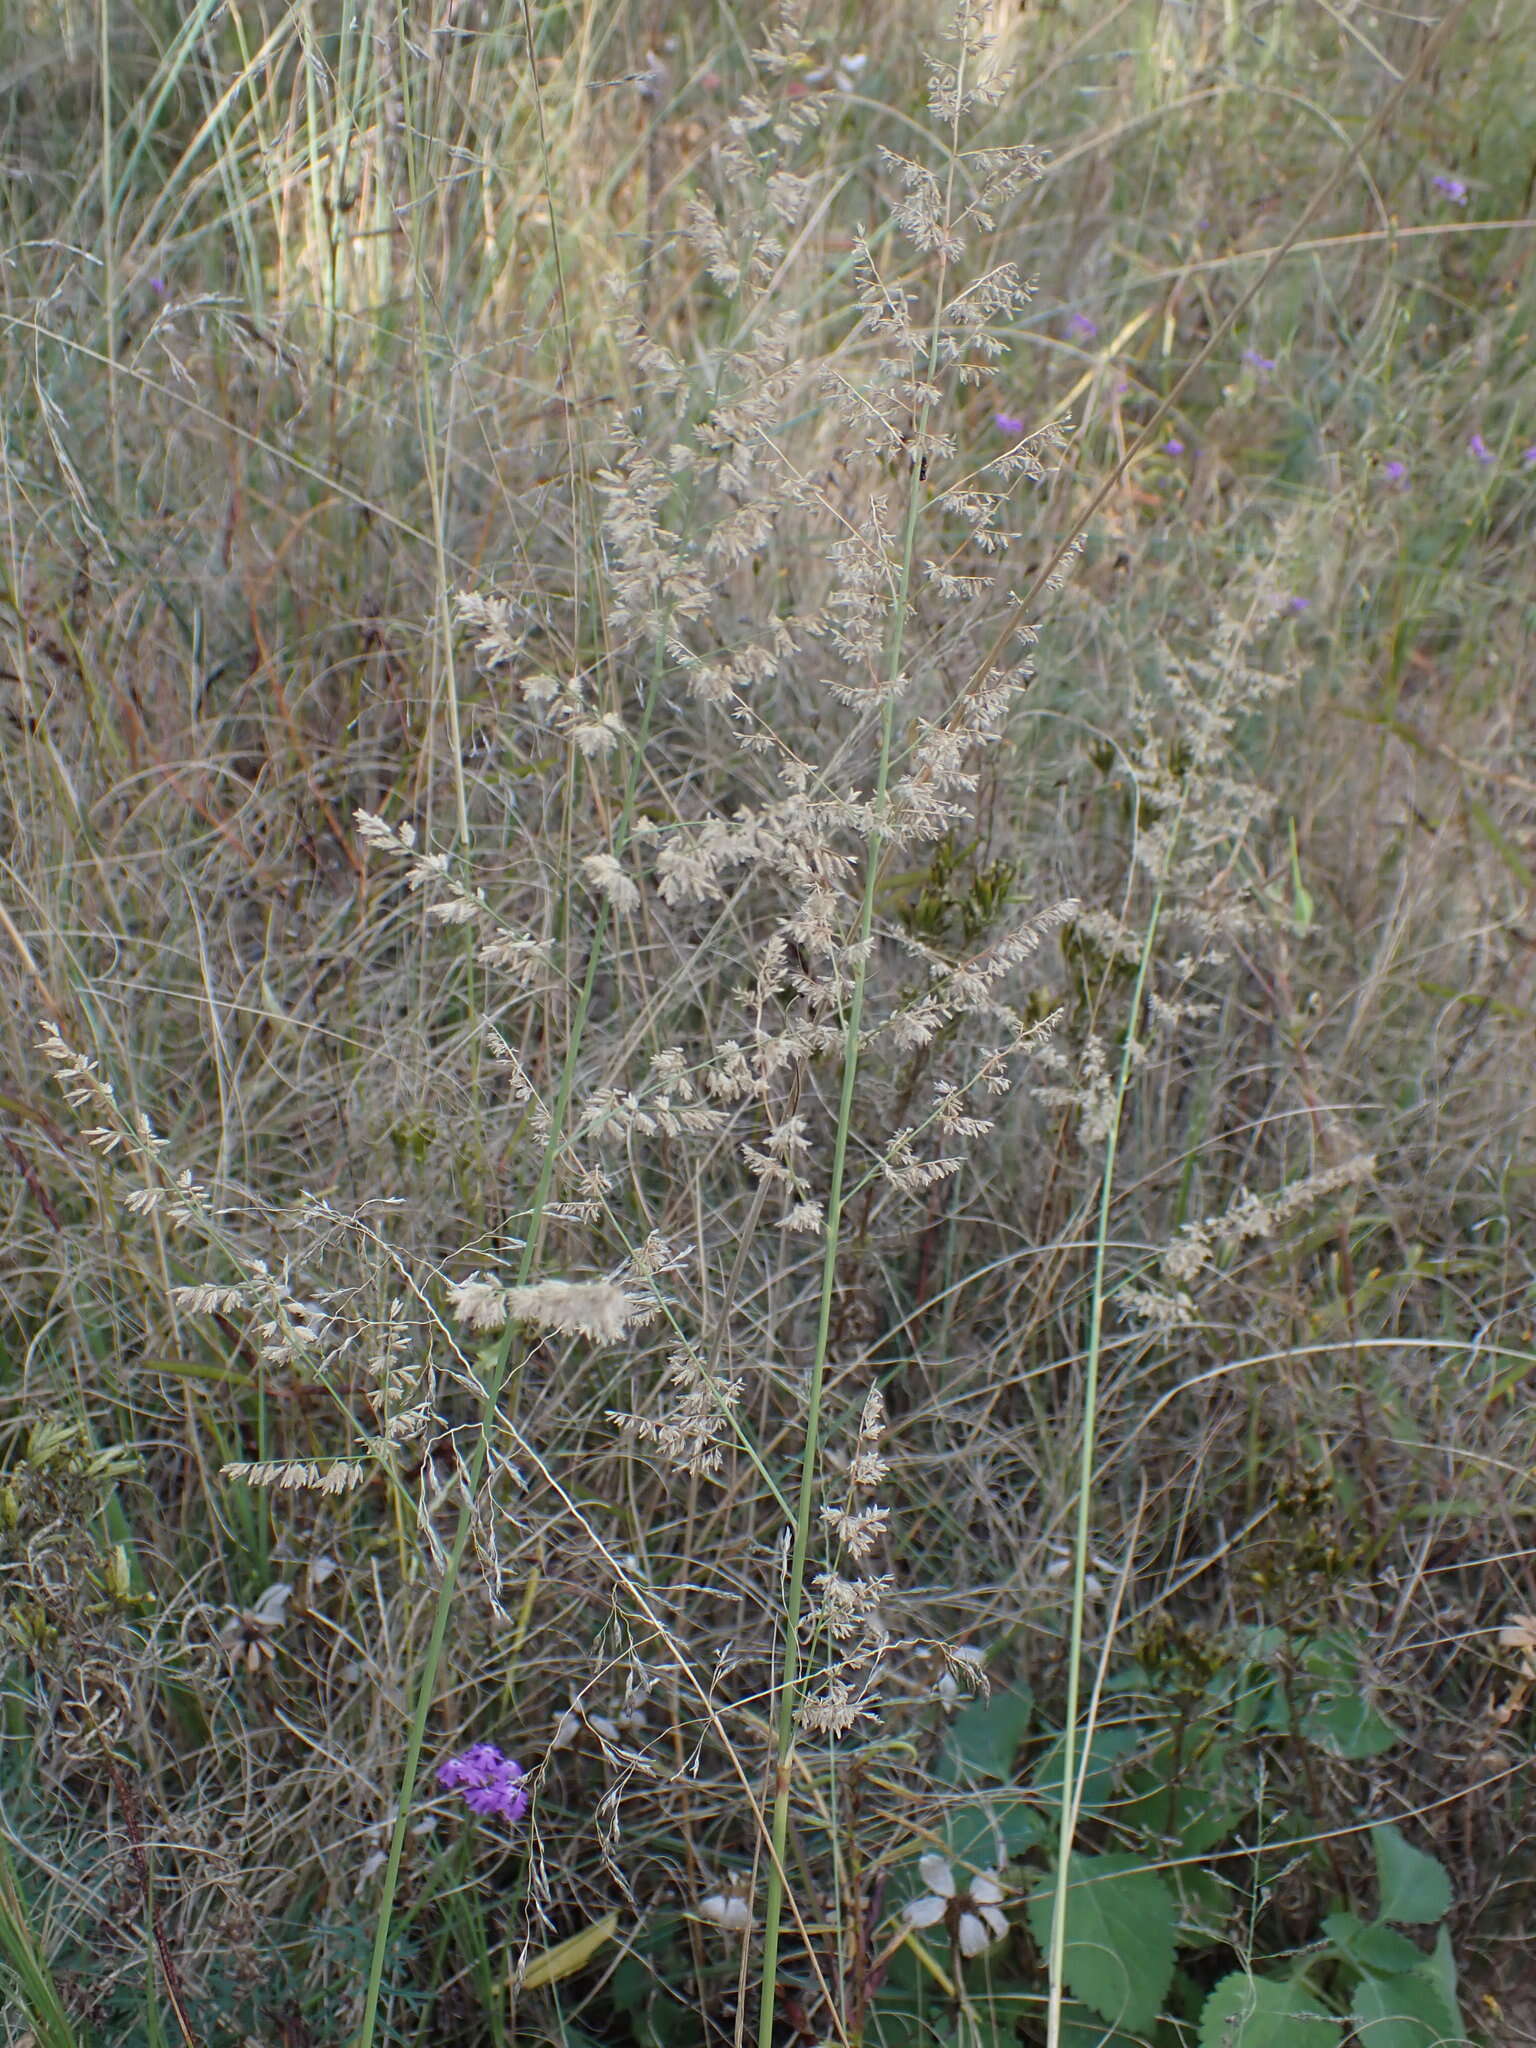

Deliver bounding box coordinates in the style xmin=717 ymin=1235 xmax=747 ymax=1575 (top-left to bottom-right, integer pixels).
xmin=437 ymin=1743 xmax=528 ymax=1821
xmin=1378 ymin=438 xmax=1536 ymax=493
xmin=1431 ymin=175 xmax=1468 ymax=206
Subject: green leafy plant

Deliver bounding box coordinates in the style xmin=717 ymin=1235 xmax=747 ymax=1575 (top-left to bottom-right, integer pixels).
xmin=5 ymin=0 xmax=1536 ymax=2042
xmin=1205 ymin=1826 xmax=1466 ymax=2048
xmin=856 ymin=1657 xmax=1470 ymax=2048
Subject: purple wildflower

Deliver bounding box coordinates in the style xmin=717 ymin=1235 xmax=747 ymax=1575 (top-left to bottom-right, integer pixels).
xmin=1067 ymin=312 xmax=1099 ymax=340
xmin=1162 ymin=438 xmax=1185 ymax=456
xmin=1242 ymin=348 xmax=1277 ymax=374
xmin=437 ymin=1743 xmax=528 ymax=1822
xmin=1431 ymin=175 xmax=1468 ymax=205
xmin=1468 ymin=433 xmax=1493 ymax=464
xmin=1381 ymin=459 xmax=1408 ymax=488
xmin=994 ymin=411 xmax=1024 ymax=436
xmin=1522 ymin=446 xmax=1536 ymax=468
xmin=1286 ymin=595 xmax=1310 ymax=613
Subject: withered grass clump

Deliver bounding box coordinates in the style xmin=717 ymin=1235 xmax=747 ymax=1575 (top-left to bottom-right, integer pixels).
xmin=3 ymin=3 xmax=1535 ymax=2044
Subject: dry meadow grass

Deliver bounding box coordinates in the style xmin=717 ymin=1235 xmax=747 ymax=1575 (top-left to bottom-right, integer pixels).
xmin=2 ymin=3 xmax=1535 ymax=2045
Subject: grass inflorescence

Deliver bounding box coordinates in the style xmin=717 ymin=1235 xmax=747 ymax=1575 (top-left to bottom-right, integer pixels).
xmin=3 ymin=3 xmax=1535 ymax=2046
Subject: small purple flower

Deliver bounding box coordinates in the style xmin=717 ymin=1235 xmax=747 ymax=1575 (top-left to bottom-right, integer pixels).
xmin=1162 ymin=438 xmax=1185 ymax=456
xmin=1067 ymin=312 xmax=1099 ymax=340
xmin=1242 ymin=348 xmax=1277 ymax=374
xmin=1431 ymin=175 xmax=1468 ymax=205
xmin=1468 ymin=432 xmax=1494 ymax=464
xmin=1522 ymin=446 xmax=1536 ymax=468
xmin=994 ymin=411 xmax=1025 ymax=436
xmin=1381 ymin=459 xmax=1408 ymax=488
xmin=437 ymin=1743 xmax=528 ymax=1822
xmin=148 ymin=277 xmax=167 ymax=296
xmin=1286 ymin=595 xmax=1310 ymax=613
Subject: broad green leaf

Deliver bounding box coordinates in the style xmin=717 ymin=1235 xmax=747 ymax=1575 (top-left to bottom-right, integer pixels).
xmin=1298 ymin=1691 xmax=1400 ymax=1759
xmin=1423 ymin=1925 xmax=1458 ymax=2006
xmin=867 ymin=2001 xmax=944 ymax=2048
xmin=871 ymin=1935 xmax=931 ymax=1999
xmin=1174 ymin=1789 xmax=1250 ymax=1856
xmin=1257 ymin=1634 xmax=1404 ymax=1759
xmin=1299 ymin=1631 xmax=1359 ymax=1679
xmin=1030 ymin=1724 xmax=1139 ymax=1814
xmin=1119 ymin=1747 xmax=1248 ymax=1856
xmin=1198 ymin=1973 xmax=1344 ymax=2048
xmin=608 ymin=1914 xmax=686 ymax=2014
xmin=1352 ymin=1971 xmax=1467 ymax=2047
xmin=1233 ymin=1667 xmax=1284 ymax=1735
xmin=942 ymin=2012 xmax=1030 ymax=2048
xmin=607 ymin=1953 xmax=649 ymax=2015
xmin=649 ymin=1991 xmax=711 ymax=2048
xmin=1321 ymin=1912 xmax=1424 ymax=1975
xmin=1372 ymin=1826 xmax=1452 ymax=1925
xmin=1025 ymin=1854 xmax=1175 ymax=2032
xmin=942 ymin=1794 xmax=1042 ymax=1866
xmin=1245 ymin=1626 xmax=1290 ymax=1660
xmin=1053 ymin=2000 xmax=1145 ymax=2047
xmin=1172 ymin=1860 xmax=1238 ymax=1936
xmin=937 ymin=1687 xmax=1034 ymax=1784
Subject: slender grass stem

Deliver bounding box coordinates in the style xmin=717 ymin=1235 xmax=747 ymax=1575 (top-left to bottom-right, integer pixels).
xmin=756 ymin=39 xmax=968 ymax=2038
xmin=1043 ymin=886 xmax=1162 ymax=2048
xmin=352 ymin=889 xmax=609 ymax=2048
xmin=755 ymin=699 xmax=893 ymax=2048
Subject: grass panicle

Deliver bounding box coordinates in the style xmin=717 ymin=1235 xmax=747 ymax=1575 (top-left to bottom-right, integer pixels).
xmin=3 ymin=2 xmax=1535 ymax=2045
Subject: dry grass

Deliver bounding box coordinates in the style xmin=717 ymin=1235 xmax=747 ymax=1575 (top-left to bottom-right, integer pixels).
xmin=2 ymin=4 xmax=1535 ymax=2046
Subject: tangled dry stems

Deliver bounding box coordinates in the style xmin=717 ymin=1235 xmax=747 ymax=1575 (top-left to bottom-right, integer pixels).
xmin=2 ymin=2 xmax=1535 ymax=2043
